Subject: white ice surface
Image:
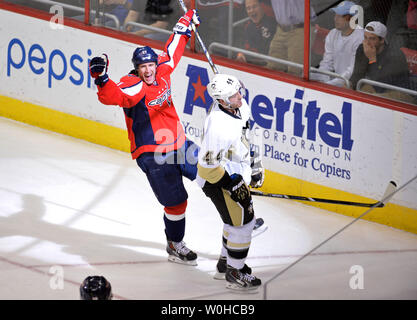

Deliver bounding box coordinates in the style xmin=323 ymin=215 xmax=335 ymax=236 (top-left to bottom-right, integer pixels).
xmin=0 ymin=117 xmax=416 ymax=300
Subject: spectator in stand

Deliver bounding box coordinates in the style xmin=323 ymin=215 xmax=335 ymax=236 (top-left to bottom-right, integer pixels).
xmin=266 ymin=0 xmax=316 ymax=75
xmin=196 ymin=0 xmax=246 ymax=57
xmin=407 ymin=0 xmax=417 ymax=49
xmin=235 ymin=0 xmax=277 ymax=66
xmin=408 ymin=0 xmax=417 ymax=30
xmin=350 ymin=21 xmax=414 ymax=103
xmin=124 ymin=0 xmax=191 ymax=42
xmin=386 ymin=0 xmax=417 ymax=50
xmin=311 ymin=1 xmax=364 ymax=87
xmin=71 ymin=0 xmax=133 ymax=28
xmin=101 ymin=0 xmax=133 ymax=26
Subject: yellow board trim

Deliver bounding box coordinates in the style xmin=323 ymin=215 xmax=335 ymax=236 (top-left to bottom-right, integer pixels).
xmin=257 ymin=170 xmax=417 ymax=234
xmin=1 ymin=94 xmax=416 ymax=234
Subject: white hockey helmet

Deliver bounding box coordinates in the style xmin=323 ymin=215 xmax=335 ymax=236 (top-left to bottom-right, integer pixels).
xmin=207 ymin=74 xmax=243 ymax=108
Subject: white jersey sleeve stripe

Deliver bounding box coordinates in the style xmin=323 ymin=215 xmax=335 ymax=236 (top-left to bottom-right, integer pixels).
xmin=164 ymin=35 xmax=182 ymax=69
xmin=120 ymin=81 xmax=143 ymax=96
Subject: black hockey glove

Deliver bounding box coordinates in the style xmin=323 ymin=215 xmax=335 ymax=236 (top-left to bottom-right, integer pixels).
xmin=216 ymin=172 xmax=252 ymax=209
xmin=89 ymin=54 xmax=109 ymax=87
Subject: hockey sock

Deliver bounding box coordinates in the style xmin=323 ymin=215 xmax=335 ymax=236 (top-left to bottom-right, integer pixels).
xmin=164 ymin=201 xmax=187 ymax=242
xmin=221 ymin=235 xmax=228 ymax=257
xmin=227 ymin=250 xmax=249 ymax=270
xmin=224 ymin=218 xmax=255 ymax=270
xmin=164 ymin=215 xmax=185 ymax=242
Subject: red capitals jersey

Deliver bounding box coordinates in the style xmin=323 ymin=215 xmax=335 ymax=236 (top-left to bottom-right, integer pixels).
xmin=96 ymin=33 xmax=188 ymax=159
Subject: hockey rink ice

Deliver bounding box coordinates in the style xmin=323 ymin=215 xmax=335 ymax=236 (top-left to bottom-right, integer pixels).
xmin=0 ymin=117 xmax=416 ymax=300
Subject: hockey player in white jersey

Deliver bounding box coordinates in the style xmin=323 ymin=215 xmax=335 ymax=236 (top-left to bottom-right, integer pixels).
xmin=196 ymin=73 xmax=264 ymax=291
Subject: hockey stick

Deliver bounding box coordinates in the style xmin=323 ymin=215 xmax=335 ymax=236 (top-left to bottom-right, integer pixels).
xmin=250 ymin=181 xmax=397 ymax=208
xmin=252 ymin=217 xmax=268 ymax=238
xmin=178 ymin=0 xmax=219 ymax=74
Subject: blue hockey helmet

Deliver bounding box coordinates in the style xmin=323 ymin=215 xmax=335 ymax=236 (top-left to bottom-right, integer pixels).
xmin=132 ymin=46 xmax=158 ymax=69
xmin=80 ymin=276 xmax=112 ymax=300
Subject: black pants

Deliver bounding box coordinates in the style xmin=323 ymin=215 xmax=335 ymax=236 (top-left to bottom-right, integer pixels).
xmin=202 ymin=181 xmax=254 ymax=227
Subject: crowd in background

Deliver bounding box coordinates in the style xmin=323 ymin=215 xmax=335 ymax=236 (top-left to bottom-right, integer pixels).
xmin=5 ymin=0 xmax=417 ymax=105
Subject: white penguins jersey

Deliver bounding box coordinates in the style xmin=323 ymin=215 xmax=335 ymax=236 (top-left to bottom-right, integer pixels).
xmin=196 ymin=99 xmax=252 ymax=188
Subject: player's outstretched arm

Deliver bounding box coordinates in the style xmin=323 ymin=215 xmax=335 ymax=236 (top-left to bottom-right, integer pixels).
xmin=89 ymin=54 xmax=109 ymax=87
xmin=172 ymin=9 xmax=200 ymax=38
xmin=160 ymin=9 xmax=201 ymax=72
xmin=89 ymin=54 xmax=144 ymax=108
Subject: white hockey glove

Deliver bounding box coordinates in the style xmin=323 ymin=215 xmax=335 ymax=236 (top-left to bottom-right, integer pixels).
xmin=173 ymin=9 xmax=200 ymax=38
xmin=250 ymin=150 xmax=265 ymax=188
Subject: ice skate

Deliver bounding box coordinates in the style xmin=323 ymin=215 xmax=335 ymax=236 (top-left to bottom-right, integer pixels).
xmin=213 ymin=256 xmax=252 ymax=280
xmin=166 ymin=240 xmax=197 ymax=266
xmin=225 ymin=265 xmax=261 ymax=291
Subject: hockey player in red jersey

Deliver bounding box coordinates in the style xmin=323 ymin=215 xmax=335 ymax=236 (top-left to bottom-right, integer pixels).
xmin=89 ymin=9 xmax=201 ymax=265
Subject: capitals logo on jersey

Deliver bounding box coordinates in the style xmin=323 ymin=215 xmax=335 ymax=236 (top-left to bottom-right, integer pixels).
xmin=149 ymin=87 xmax=172 ymax=107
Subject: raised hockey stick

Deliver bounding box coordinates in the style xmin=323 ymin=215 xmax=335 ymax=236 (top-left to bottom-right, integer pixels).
xmin=178 ymin=0 xmax=219 ymax=74
xmin=250 ymin=181 xmax=397 ymax=208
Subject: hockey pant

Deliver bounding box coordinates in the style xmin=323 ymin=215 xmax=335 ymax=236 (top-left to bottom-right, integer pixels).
xmin=136 ymin=140 xmax=199 ymax=242
xmin=202 ymin=182 xmax=255 ymax=270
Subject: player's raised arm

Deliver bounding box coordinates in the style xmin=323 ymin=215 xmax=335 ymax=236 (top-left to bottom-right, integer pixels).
xmin=158 ymin=9 xmax=201 ymax=73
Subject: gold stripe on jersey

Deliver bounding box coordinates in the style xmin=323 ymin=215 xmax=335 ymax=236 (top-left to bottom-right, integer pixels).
xmin=197 ymin=163 xmax=225 ymax=184
xmin=222 ymin=189 xmax=244 ymax=226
